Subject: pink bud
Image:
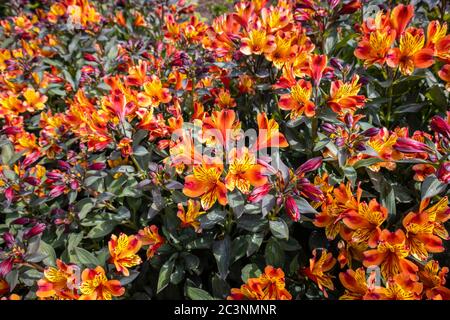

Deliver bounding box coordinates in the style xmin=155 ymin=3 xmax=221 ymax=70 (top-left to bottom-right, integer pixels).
xmin=0 ymin=258 xmax=13 ymax=277
xmin=437 ymin=162 xmax=450 ymax=184
xmin=285 ymin=196 xmax=300 ymax=222
xmin=88 ymin=162 xmax=106 ymax=170
xmin=430 ymin=116 xmax=450 ymax=139
xmin=296 ymin=157 xmax=322 ymax=176
xmin=23 ymin=223 xmax=46 ymax=239
xmin=11 ymin=217 xmax=31 ymax=225
xmin=57 ymin=160 xmax=71 ymax=171
xmin=5 ymin=187 xmax=14 ymax=203
xmin=22 ymin=151 xmax=40 ymax=168
xmin=48 ymin=185 xmax=65 ymax=198
xmin=248 ymin=184 xmax=271 ymax=203
xmin=2 ymin=232 xmax=14 ymax=246
xmin=394 ymin=138 xmax=432 ymax=154
xmin=23 ymin=177 xmax=40 ymax=186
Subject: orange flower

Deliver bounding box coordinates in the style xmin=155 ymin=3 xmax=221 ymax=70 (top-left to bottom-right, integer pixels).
xmin=402 ymin=209 xmax=444 ymax=261
xmin=438 ymin=64 xmax=450 ymax=91
xmin=255 ymin=112 xmax=289 ymax=150
xmin=225 ymin=148 xmax=268 ymax=194
xmin=390 ymin=4 xmax=414 ymax=38
xmin=327 ymin=75 xmax=366 ymax=115
xmin=354 ymin=29 xmax=396 ymax=66
xmin=228 ymin=266 xmax=292 ymax=300
xmin=382 ymin=278 xmax=416 ymax=300
xmin=108 ymin=233 xmax=142 ymax=276
xmin=418 ymin=260 xmax=449 ymax=299
xmin=339 ymin=267 xmax=385 ymax=300
xmin=314 ymin=183 xmax=360 ymax=240
xmin=387 ymin=28 xmax=434 ymax=75
xmin=137 ymin=225 xmax=165 ymax=259
xmin=214 ymin=89 xmax=236 ymax=109
xmin=137 ymin=75 xmax=172 ymax=108
xmin=343 ymin=199 xmax=387 ymax=248
xmin=79 ymin=266 xmax=125 ymax=300
xmin=177 ymin=199 xmax=206 ymax=232
xmin=201 ymin=109 xmax=241 ymax=146
xmin=412 ymin=163 xmax=436 ymax=181
xmin=182 ymin=158 xmax=227 ymax=210
xmin=278 ymin=79 xmax=315 ymax=119
xmin=117 ymin=137 xmax=133 ymax=158
xmin=363 ymin=229 xmax=418 ymax=280
xmin=36 ymin=259 xmax=80 ymax=300
xmin=240 ymin=28 xmax=276 ymax=55
xmin=22 ymin=87 xmax=47 ymax=112
xmin=419 ymin=197 xmax=450 ymax=242
xmin=301 ymin=249 xmax=336 ymax=297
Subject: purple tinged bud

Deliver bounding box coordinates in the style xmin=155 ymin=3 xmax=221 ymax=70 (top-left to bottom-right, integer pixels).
xmin=2 ymin=232 xmax=14 ymax=246
xmin=344 ymin=113 xmax=354 ymax=127
xmin=394 ymin=138 xmax=432 ymax=154
xmin=296 ymin=157 xmax=322 ymax=176
xmin=335 ymin=137 xmax=345 ymax=147
xmin=430 ymin=116 xmax=450 ymax=139
xmin=88 ymin=162 xmax=106 ymax=170
xmin=362 ymin=127 xmax=380 ymax=137
xmin=23 ymin=223 xmax=46 ymax=239
xmin=321 ymin=123 xmax=336 ymax=134
xmin=11 ymin=217 xmax=30 ymax=225
xmin=330 ymin=58 xmax=343 ymax=71
xmin=57 ymin=160 xmax=71 ymax=171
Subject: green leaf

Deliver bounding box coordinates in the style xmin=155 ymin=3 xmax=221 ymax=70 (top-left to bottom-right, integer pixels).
xmin=75 ymin=198 xmax=95 ymax=220
xmin=421 ymin=175 xmax=446 ymax=200
xmin=38 ymin=240 xmax=56 ymax=266
xmin=269 ymin=218 xmax=289 ymax=240
xmin=74 ymin=247 xmax=101 ymax=268
xmin=186 ymin=286 xmax=214 ymax=300
xmin=265 ymin=237 xmax=285 ymax=267
xmin=241 ymin=264 xmax=262 ymax=283
xmin=353 ymin=158 xmax=384 ymax=169
xmin=212 ymin=236 xmax=231 ymax=280
xmin=1 ymin=141 xmax=14 ymax=165
xmin=246 ymin=233 xmax=264 ymax=257
xmin=87 ymin=220 xmax=118 ymax=239
xmin=227 ymin=191 xmax=245 ymax=218
xmin=157 ymin=254 xmax=177 ymax=294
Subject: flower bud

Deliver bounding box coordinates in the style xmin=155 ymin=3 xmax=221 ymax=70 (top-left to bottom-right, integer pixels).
xmin=362 ymin=127 xmax=380 ymax=137
xmin=285 ymin=196 xmax=300 ymax=222
xmin=394 ymin=138 xmax=432 ymax=154
xmin=23 ymin=223 xmax=46 ymax=239
xmin=437 ymin=162 xmax=450 ymax=184
xmin=296 ymin=157 xmax=322 ymax=176
xmin=430 ymin=116 xmax=450 ymax=139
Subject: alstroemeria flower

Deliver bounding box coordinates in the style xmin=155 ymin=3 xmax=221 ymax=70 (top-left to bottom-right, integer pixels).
xmin=108 ymin=233 xmax=142 ymax=276
xmin=390 ymin=4 xmax=414 ymax=38
xmin=79 ymin=266 xmax=125 ymax=300
xmin=402 ymin=209 xmax=444 ymax=261
xmin=177 ymin=199 xmax=206 ymax=232
xmin=137 ymin=75 xmax=172 ymax=108
xmin=387 ymin=29 xmax=434 ymax=75
xmin=225 ymin=148 xmax=268 ymax=194
xmin=301 ymin=249 xmax=336 ymax=298
xmin=354 ymin=29 xmax=396 ymax=66
xmin=182 ymin=158 xmax=227 ymax=210
xmin=228 ymin=266 xmax=292 ymax=300
xmin=137 ymin=225 xmax=165 ymax=259
xmin=240 ymin=28 xmax=276 ymax=55
xmin=363 ymin=229 xmax=418 ymax=280
xmin=279 ymin=79 xmax=315 ymax=119
xmin=343 ymin=199 xmax=388 ymax=248
xmin=339 ymin=267 xmax=385 ymax=300
xmin=327 ymin=75 xmax=366 ymax=115
xmin=255 ymin=112 xmax=289 ymax=150
xmin=36 ymin=259 xmax=80 ymax=300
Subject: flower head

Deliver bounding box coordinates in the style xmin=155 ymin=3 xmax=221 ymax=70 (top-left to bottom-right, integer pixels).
xmin=108 ymin=233 xmax=142 ymax=276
